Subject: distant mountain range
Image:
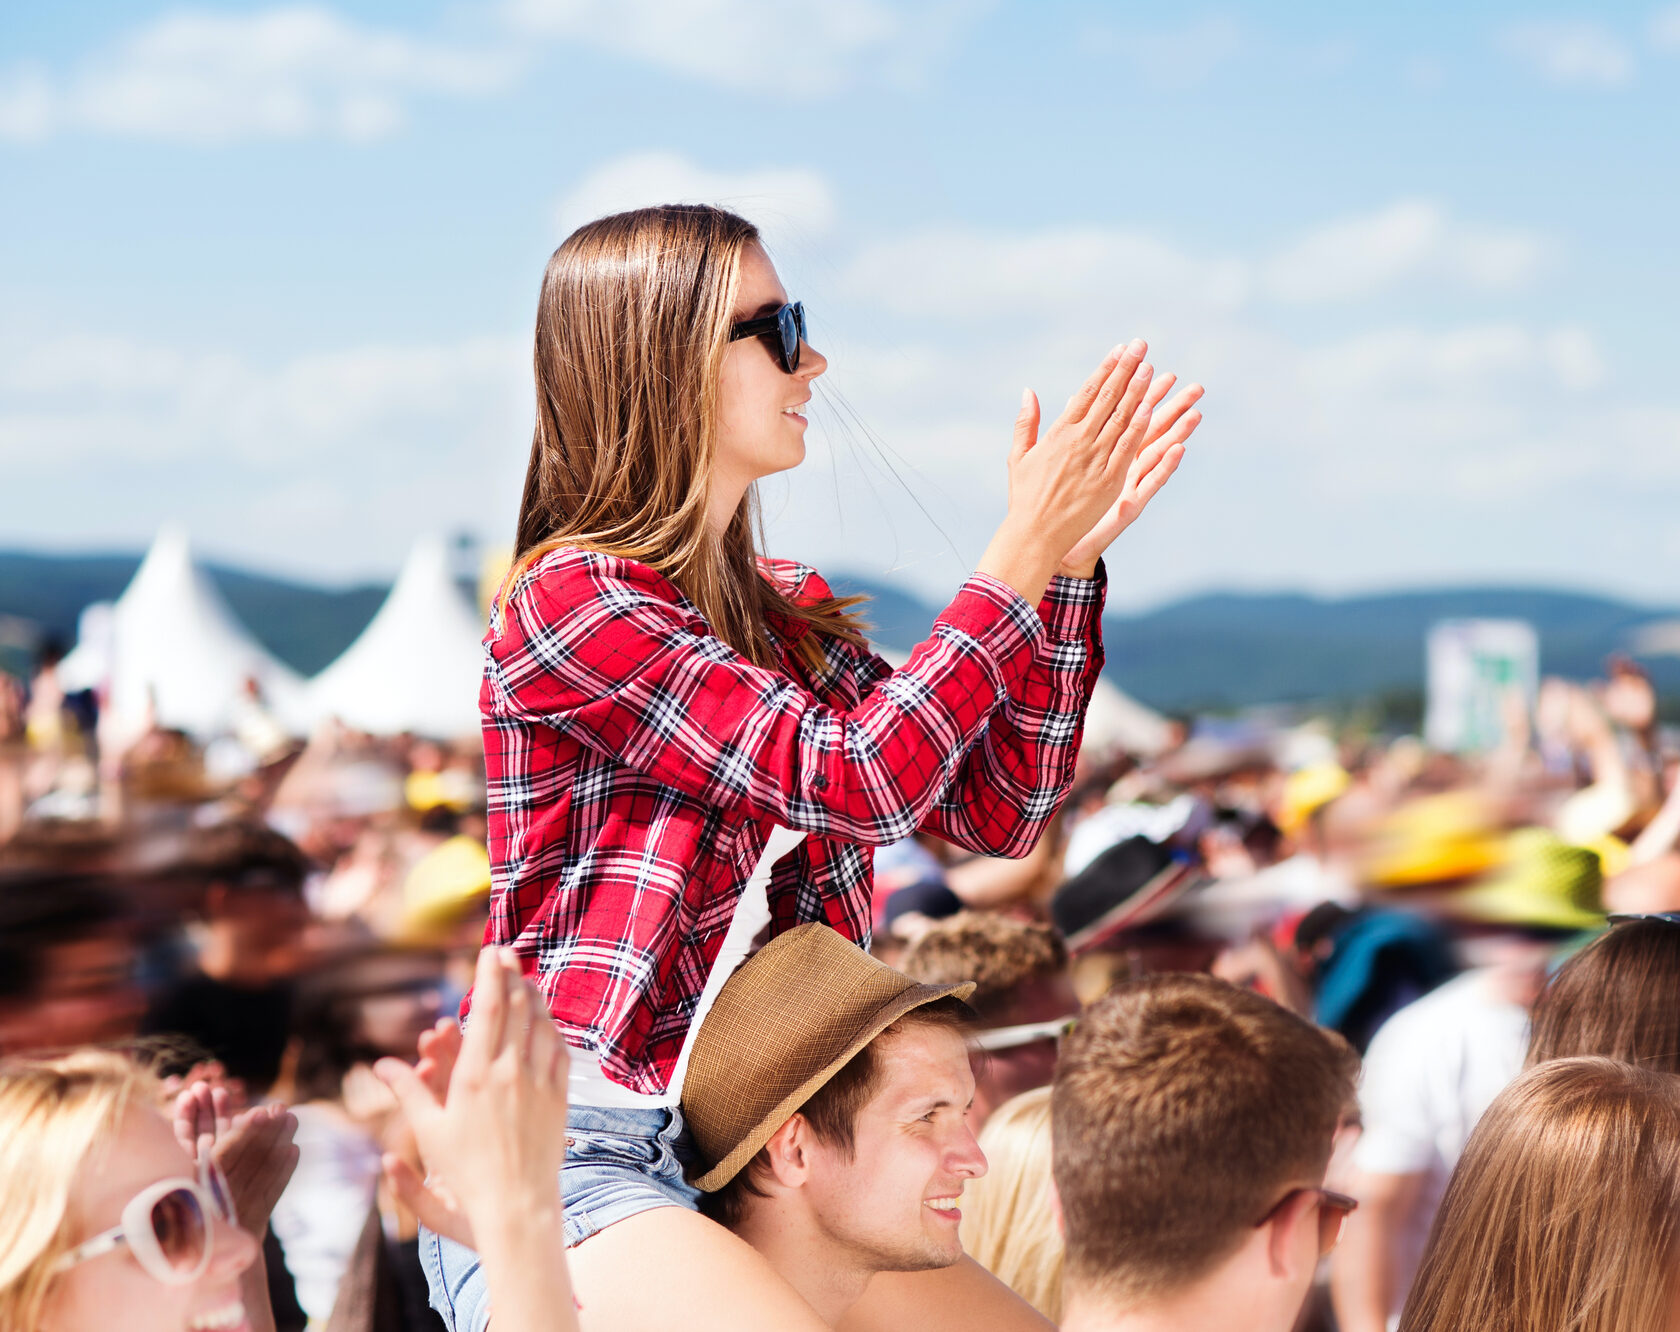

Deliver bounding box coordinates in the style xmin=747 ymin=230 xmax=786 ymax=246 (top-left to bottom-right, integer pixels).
xmin=834 ymin=577 xmax=1680 ymax=712
xmin=3 ymin=550 xmax=1677 ymax=712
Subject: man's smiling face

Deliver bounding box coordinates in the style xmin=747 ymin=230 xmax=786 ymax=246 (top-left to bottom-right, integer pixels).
xmin=799 ymin=1021 xmax=988 ymax=1272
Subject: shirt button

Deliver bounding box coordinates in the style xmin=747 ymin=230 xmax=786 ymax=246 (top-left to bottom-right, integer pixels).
xmin=812 ymin=773 xmax=829 ymax=790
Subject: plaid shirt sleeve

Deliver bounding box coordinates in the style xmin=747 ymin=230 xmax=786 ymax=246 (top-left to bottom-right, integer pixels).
xmin=485 ymin=550 xmax=1049 ymax=847
xmin=921 ymin=564 xmax=1106 ymax=854
xmin=844 ymin=564 xmax=1107 ymax=857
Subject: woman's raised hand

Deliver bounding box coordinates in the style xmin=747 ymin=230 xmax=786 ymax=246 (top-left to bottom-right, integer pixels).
xmin=1058 ymin=370 xmax=1203 ymax=577
xmin=376 ymin=947 xmax=570 ymax=1247
xmin=978 ymin=340 xmax=1173 ymax=604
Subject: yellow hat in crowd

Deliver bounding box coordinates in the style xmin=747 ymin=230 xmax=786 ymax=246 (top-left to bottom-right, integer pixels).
xmin=1278 ymin=763 xmax=1351 ymax=837
xmin=400 ymin=834 xmax=493 ymax=940
xmin=1449 ymin=827 xmax=1606 ymax=932
xmin=1361 ymin=791 xmax=1506 ymax=888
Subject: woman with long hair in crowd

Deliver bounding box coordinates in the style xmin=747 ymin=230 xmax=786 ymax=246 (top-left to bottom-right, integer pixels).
xmin=1398 ymin=1056 xmax=1680 ymax=1332
xmin=1526 ymin=914 xmax=1680 ymax=1073
xmin=426 ymin=203 xmax=1204 ymax=1332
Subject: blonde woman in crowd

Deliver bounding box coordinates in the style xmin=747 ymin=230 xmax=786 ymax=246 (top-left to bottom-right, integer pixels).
xmin=0 ymin=1050 xmax=268 ymax=1332
xmin=957 ymin=1086 xmax=1063 ymax=1321
xmin=1399 ymin=1057 xmax=1680 ymax=1332
xmin=0 ymin=945 xmax=575 ymax=1332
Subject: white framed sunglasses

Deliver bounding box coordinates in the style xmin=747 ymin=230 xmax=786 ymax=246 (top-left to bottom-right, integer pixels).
xmin=969 ymin=1016 xmax=1077 ymax=1053
xmin=54 ymin=1158 xmax=234 ymax=1286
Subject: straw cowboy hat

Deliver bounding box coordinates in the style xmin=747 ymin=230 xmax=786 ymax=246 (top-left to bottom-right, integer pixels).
xmin=681 ymin=922 xmax=975 ymax=1192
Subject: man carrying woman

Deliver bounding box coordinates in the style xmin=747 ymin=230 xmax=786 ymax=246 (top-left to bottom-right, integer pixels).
xmin=421 ymin=201 xmax=1203 ymax=1331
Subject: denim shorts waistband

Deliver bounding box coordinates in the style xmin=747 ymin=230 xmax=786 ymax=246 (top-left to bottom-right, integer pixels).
xmin=565 ymin=1103 xmax=681 ymax=1137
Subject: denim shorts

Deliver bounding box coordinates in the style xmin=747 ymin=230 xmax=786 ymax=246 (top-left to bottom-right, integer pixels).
xmin=418 ymin=1104 xmax=702 ymax=1332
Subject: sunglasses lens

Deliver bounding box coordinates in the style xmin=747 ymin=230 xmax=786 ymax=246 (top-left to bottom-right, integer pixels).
xmin=150 ymin=1187 xmax=208 ymax=1274
xmin=779 ymin=304 xmax=801 ymax=373
xmin=1318 ymin=1198 xmax=1353 ymax=1256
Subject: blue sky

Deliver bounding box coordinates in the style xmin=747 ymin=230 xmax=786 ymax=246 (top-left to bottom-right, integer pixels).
xmin=3 ymin=0 xmax=1678 ymax=609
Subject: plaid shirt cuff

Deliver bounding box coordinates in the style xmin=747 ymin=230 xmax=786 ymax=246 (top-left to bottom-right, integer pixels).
xmin=1039 ymin=559 xmax=1107 ymax=640
xmin=937 ymin=573 xmax=1045 ymax=694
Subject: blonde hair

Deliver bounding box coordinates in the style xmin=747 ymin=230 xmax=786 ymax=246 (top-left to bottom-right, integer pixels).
xmin=1400 ymin=1057 xmax=1680 ymax=1332
xmin=505 ymin=204 xmax=866 ymax=671
xmin=959 ymin=1086 xmax=1063 ymax=1321
xmin=0 ymin=1050 xmax=156 ymax=1330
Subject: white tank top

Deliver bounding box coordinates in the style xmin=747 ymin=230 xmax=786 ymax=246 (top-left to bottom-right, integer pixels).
xmin=567 ymin=824 xmax=809 ymax=1108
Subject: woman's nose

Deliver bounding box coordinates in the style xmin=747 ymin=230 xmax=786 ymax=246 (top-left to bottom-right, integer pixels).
xmin=796 ymin=339 xmax=827 ymax=382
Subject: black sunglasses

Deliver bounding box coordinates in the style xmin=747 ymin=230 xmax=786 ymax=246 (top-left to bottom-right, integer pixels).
xmin=729 ymin=301 xmax=806 ymax=375
xmin=1608 ymin=912 xmax=1680 ymax=926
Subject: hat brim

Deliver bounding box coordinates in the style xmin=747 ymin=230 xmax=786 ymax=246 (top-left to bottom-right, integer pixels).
xmin=687 ymin=977 xmax=975 ymax=1193
xmin=1063 ymin=860 xmax=1200 ymax=955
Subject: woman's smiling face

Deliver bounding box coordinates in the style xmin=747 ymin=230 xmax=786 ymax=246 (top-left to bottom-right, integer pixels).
xmin=42 ymin=1106 xmax=258 ymax=1332
xmin=710 ymin=241 xmax=827 ymax=529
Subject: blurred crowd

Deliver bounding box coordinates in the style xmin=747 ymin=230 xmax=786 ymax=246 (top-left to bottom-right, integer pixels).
xmin=3 ymin=633 xmax=1679 ymax=1330
xmin=1 ymin=651 xmax=493 ymax=1331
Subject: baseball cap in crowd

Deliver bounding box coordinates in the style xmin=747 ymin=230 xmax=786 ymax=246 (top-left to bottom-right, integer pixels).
xmin=681 ymin=923 xmax=974 ymax=1192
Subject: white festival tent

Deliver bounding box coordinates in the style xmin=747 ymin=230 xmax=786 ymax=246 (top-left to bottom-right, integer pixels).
xmin=305 ymin=535 xmax=484 ymax=739
xmin=70 ymin=526 xmax=311 ymax=745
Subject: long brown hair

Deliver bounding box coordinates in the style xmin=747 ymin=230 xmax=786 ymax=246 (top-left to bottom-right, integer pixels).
xmin=1527 ymin=919 xmax=1680 ymax=1074
xmin=506 ymin=204 xmax=866 ymax=670
xmin=1399 ymin=1057 xmax=1680 ymax=1332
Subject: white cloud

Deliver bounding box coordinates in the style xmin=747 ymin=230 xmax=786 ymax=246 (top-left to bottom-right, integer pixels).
xmin=1102 ymin=16 xmax=1244 ymax=89
xmin=841 ymin=202 xmax=1544 ymax=326
xmin=1262 ymin=200 xmax=1547 ymax=304
xmin=1498 ymin=20 xmax=1634 ymax=88
xmin=1296 ymin=324 xmax=1607 ymax=397
xmin=0 ymin=6 xmax=514 ymax=143
xmin=1 ymin=334 xmax=528 ymax=467
xmin=1653 ymin=5 xmax=1680 ymax=49
xmin=0 ymin=333 xmax=535 ymax=577
xmin=842 ymin=226 xmax=1250 ymax=325
xmin=504 ymin=0 xmax=986 ymax=95
xmin=555 ymin=152 xmax=837 ymax=254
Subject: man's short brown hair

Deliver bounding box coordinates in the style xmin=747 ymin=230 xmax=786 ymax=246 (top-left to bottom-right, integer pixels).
xmin=700 ymin=996 xmax=969 ymax=1226
xmin=900 ymin=913 xmax=1065 ymax=1020
xmin=1053 ymin=974 xmax=1358 ymax=1303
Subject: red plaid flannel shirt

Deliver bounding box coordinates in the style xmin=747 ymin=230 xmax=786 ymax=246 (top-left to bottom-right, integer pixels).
xmin=478 ymin=547 xmax=1105 ymax=1095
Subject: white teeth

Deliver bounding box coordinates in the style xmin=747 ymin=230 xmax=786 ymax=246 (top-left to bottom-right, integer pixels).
xmin=924 ymin=1197 xmax=960 ymax=1211
xmin=186 ymin=1301 xmax=245 ymax=1331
